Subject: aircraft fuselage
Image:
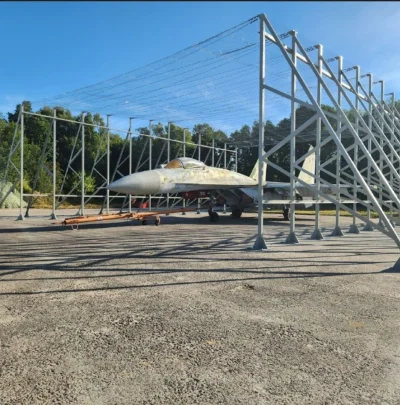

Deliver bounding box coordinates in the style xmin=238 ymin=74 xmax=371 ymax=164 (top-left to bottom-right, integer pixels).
xmin=107 ymin=167 xmax=257 ymax=195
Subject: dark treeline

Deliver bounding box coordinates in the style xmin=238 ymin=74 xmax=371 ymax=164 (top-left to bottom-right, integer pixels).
xmin=0 ymin=100 xmax=397 ymax=198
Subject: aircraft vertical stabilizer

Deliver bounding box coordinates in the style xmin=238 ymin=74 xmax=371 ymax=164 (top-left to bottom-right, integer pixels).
xmin=298 ymin=145 xmax=316 ymax=185
xmin=250 ymin=159 xmax=267 ymax=183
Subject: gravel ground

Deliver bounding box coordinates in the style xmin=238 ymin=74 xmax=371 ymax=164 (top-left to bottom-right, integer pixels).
xmin=0 ymin=209 xmax=400 ymax=405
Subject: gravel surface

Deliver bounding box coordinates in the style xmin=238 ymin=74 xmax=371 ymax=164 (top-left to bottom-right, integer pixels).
xmin=1 ymin=209 xmax=400 ymax=404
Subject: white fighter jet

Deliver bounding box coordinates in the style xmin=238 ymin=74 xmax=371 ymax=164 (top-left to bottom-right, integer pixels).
xmin=107 ymin=147 xmax=345 ymax=221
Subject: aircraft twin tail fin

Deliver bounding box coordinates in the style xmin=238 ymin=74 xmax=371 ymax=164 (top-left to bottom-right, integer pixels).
xmin=249 ymin=145 xmax=315 ymax=185
xmin=250 ymin=159 xmax=267 ymax=182
xmin=297 ymin=145 xmax=316 ymax=185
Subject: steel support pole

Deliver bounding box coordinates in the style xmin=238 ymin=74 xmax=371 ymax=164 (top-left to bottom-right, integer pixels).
xmin=224 ymin=143 xmax=227 ymax=169
xmin=363 ymin=74 xmax=374 ymax=231
xmin=235 ymin=147 xmax=238 ymax=172
xmin=167 ymin=122 xmax=171 ymax=210
xmin=311 ymin=45 xmax=323 ymax=240
xmin=349 ymin=67 xmax=361 ymax=234
xmin=167 ymin=122 xmax=171 ymax=162
xmin=149 ymin=120 xmax=153 ymax=211
xmin=212 ymin=136 xmax=215 ymax=167
xmin=197 ymin=133 xmax=202 ymax=214
xmin=253 ymin=15 xmax=267 ymax=250
xmin=223 ymin=142 xmax=227 ymax=214
xmin=183 ymin=128 xmax=186 ymax=158
xmin=198 ymin=133 xmax=201 ymax=161
xmin=17 ymin=105 xmax=24 ymax=220
xmin=331 ymin=57 xmax=344 ymax=236
xmin=182 ymin=127 xmax=186 ymax=215
xmin=50 ymin=109 xmax=57 ymax=220
xmin=128 ymin=117 xmax=133 ymax=213
xmin=286 ymin=30 xmax=299 ymax=243
xmin=106 ymin=114 xmax=111 ymax=214
xmin=80 ymin=113 xmax=86 ymax=216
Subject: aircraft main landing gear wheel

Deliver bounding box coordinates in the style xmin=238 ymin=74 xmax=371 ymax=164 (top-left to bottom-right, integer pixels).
xmin=209 ymin=211 xmax=219 ymax=222
xmin=141 ymin=220 xmax=147 ymax=225
xmin=232 ymin=208 xmax=242 ymax=219
xmin=283 ymin=208 xmax=290 ymax=221
xmin=155 ymin=218 xmax=160 ymax=226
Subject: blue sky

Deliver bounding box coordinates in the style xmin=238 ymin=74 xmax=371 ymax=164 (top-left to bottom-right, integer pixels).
xmin=1 ymin=1 xmax=400 ymax=133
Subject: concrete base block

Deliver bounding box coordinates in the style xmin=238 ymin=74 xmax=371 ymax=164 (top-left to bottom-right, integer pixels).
xmin=348 ymin=224 xmax=360 ymax=234
xmin=331 ymin=226 xmax=344 ymax=237
xmin=285 ymin=232 xmax=299 ymax=244
xmin=311 ymin=228 xmax=324 ymax=240
xmin=362 ymin=223 xmax=374 ymax=231
xmin=390 ymin=258 xmax=400 ymax=272
xmin=252 ymin=235 xmax=268 ymax=250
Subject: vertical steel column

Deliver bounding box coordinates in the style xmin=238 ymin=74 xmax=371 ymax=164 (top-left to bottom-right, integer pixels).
xmin=224 ymin=143 xmax=227 ymax=169
xmin=198 ymin=133 xmax=202 ymax=161
xmin=167 ymin=122 xmax=171 ymax=162
xmin=235 ymin=147 xmax=238 ymax=172
xmin=253 ymin=15 xmax=267 ymax=250
xmin=363 ymin=74 xmax=374 ymax=231
xmin=128 ymin=117 xmax=133 ymax=213
xmin=311 ymin=45 xmax=323 ymax=240
xmin=196 ymin=133 xmax=202 ymax=214
xmin=286 ymin=30 xmax=299 ymax=243
xmin=17 ymin=105 xmax=24 ymax=220
xmin=331 ymin=57 xmax=344 ymax=236
xmin=81 ymin=112 xmax=86 ymax=216
xmin=212 ymin=135 xmax=215 ymax=167
xmin=50 ymin=109 xmax=57 ymax=220
xmin=349 ymin=67 xmax=361 ymax=234
xmin=223 ymin=142 xmax=227 ymax=214
xmin=167 ymin=122 xmax=171 ymax=210
xmin=106 ymin=114 xmax=111 ymax=214
xmin=183 ymin=128 xmax=187 ymax=158
xmin=182 ymin=127 xmax=187 ymax=214
xmin=149 ymin=120 xmax=153 ymax=211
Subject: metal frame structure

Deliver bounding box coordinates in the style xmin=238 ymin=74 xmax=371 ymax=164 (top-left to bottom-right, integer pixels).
xmin=1 ymin=13 xmax=400 ymax=253
xmin=0 ymin=111 xmax=236 ymax=219
xmin=254 ymin=13 xmax=400 ymax=249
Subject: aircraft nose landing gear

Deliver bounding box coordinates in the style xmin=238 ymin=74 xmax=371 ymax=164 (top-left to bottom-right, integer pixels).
xmin=208 ymin=210 xmax=219 ymax=222
xmin=283 ymin=207 xmax=290 ymax=221
xmin=207 ymin=196 xmax=220 ymax=222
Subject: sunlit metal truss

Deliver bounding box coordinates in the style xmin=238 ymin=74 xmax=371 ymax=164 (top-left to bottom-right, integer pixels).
xmin=254 ymin=13 xmax=400 ymax=249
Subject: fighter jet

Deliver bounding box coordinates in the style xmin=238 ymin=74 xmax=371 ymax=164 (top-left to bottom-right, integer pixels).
xmin=107 ymin=148 xmax=340 ymax=221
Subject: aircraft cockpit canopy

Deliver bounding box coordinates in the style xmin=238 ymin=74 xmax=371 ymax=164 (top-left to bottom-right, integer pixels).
xmin=164 ymin=158 xmax=206 ymax=169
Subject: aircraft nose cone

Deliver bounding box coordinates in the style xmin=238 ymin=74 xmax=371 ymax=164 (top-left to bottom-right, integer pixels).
xmin=107 ymin=171 xmax=161 ymax=195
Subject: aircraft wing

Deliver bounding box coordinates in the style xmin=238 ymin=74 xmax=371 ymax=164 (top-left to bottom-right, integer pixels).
xmin=174 ymin=182 xmax=258 ymax=191
xmin=265 ymin=182 xmax=291 ymax=189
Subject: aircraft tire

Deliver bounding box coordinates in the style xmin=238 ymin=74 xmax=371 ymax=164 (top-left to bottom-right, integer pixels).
xmin=155 ymin=219 xmax=160 ymax=226
xmin=232 ymin=208 xmax=242 ymax=219
xmin=209 ymin=212 xmax=219 ymax=222
xmin=142 ymin=220 xmax=147 ymax=225
xmin=283 ymin=208 xmax=289 ymax=221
